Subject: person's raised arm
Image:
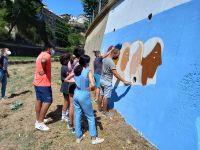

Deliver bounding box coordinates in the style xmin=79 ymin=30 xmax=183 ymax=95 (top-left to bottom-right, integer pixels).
xmin=101 ymin=50 xmax=112 ymax=59
xmin=88 ymin=71 xmax=96 ymax=91
xmin=112 ymin=69 xmax=131 ymax=85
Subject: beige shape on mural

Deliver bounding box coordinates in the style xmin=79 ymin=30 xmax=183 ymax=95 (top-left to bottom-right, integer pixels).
xmin=128 ymin=41 xmax=144 ymax=85
xmin=113 ymin=42 xmax=131 ymax=86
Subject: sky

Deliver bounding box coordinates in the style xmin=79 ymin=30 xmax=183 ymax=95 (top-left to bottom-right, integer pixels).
xmin=42 ymin=0 xmax=84 ymax=16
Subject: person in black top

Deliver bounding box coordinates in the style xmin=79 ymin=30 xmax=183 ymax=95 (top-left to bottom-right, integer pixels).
xmin=60 ymin=53 xmax=71 ymax=121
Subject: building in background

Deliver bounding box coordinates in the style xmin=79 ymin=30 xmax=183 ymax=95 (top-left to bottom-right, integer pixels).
xmin=77 ymin=14 xmax=88 ymax=24
xmin=66 ymin=14 xmax=88 ymax=25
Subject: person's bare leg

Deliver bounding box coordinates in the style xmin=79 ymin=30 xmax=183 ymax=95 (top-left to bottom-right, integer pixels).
xmin=103 ymin=97 xmax=108 ymax=112
xmin=62 ymin=94 xmax=69 ymax=112
xmin=98 ymin=95 xmax=103 ymax=111
xmin=38 ymin=102 xmax=51 ymax=123
xmin=95 ymin=88 xmax=100 ymax=100
xmin=69 ymin=94 xmax=74 ymax=126
xmin=35 ymin=100 xmax=42 ymax=121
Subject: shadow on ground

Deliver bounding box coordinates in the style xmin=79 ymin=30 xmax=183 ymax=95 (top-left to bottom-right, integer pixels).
xmin=8 ymin=90 xmax=32 ymax=98
xmin=46 ymin=105 xmax=62 ymax=124
xmin=81 ymin=110 xmax=104 ymax=135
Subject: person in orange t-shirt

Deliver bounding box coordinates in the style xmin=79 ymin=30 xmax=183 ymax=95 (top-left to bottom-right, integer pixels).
xmin=33 ymin=46 xmax=55 ymax=131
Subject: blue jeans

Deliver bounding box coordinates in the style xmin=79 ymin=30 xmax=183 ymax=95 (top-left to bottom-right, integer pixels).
xmin=73 ymin=89 xmax=97 ymax=138
xmin=0 ymin=69 xmax=7 ymax=98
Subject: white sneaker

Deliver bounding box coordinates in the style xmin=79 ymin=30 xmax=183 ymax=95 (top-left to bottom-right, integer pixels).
xmin=35 ymin=122 xmax=49 ymax=131
xmin=35 ymin=119 xmax=48 ymax=126
xmin=92 ymin=137 xmax=104 ymax=145
xmin=93 ymin=98 xmax=97 ymax=103
xmin=76 ymin=134 xmax=85 ymax=144
xmin=61 ymin=116 xmax=69 ymax=122
xmin=44 ymin=119 xmax=48 ymax=123
xmin=1 ymin=97 xmax=8 ymax=101
xmin=67 ymin=123 xmax=73 ymax=130
xmin=72 ymin=128 xmax=75 ymax=134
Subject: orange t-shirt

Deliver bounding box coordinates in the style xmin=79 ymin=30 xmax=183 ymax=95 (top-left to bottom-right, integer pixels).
xmin=33 ymin=52 xmax=51 ymax=87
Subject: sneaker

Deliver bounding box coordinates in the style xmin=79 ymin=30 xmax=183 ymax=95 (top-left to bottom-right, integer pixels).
xmin=35 ymin=119 xmax=48 ymax=126
xmin=102 ymin=112 xmax=114 ymax=118
xmin=92 ymin=137 xmax=104 ymax=145
xmin=35 ymin=122 xmax=49 ymax=131
xmin=93 ymin=98 xmax=97 ymax=103
xmin=97 ymin=108 xmax=103 ymax=113
xmin=61 ymin=116 xmax=69 ymax=122
xmin=1 ymin=96 xmax=8 ymax=101
xmin=76 ymin=134 xmax=85 ymax=144
xmin=72 ymin=128 xmax=75 ymax=134
xmin=67 ymin=123 xmax=73 ymax=130
xmin=44 ymin=119 xmax=48 ymax=124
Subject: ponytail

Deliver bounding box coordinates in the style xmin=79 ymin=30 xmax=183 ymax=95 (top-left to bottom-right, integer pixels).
xmin=74 ymin=65 xmax=83 ymax=76
xmin=74 ymin=55 xmax=90 ymax=76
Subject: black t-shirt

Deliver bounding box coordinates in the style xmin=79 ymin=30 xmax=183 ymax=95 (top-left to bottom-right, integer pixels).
xmin=60 ymin=65 xmax=68 ymax=82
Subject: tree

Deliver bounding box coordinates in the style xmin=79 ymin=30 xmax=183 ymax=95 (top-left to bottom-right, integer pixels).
xmin=55 ymin=19 xmax=71 ymax=47
xmin=81 ymin=0 xmax=98 ymax=18
xmin=0 ymin=8 xmax=10 ymax=40
xmin=1 ymin=0 xmax=52 ymax=46
xmin=67 ymin=32 xmax=85 ymax=53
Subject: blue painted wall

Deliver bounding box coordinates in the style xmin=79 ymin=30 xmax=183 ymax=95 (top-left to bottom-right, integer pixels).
xmin=101 ymin=1 xmax=200 ymax=149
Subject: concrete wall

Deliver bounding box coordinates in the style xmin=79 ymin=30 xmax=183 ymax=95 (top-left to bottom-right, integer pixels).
xmin=84 ymin=14 xmax=109 ymax=69
xmin=99 ymin=0 xmax=200 ymax=149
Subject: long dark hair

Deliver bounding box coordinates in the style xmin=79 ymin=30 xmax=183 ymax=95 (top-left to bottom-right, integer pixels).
xmin=74 ymin=55 xmax=90 ymax=76
xmin=73 ymin=47 xmax=85 ymax=58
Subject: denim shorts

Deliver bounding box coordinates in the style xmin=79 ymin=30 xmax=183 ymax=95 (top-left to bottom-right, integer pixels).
xmin=100 ymin=79 xmax=112 ymax=99
xmin=94 ymin=73 xmax=101 ymax=88
xmin=60 ymin=82 xmax=69 ymax=94
xmin=35 ymin=86 xmax=53 ymax=103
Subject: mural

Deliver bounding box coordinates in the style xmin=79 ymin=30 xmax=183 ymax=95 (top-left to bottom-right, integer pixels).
xmin=97 ymin=0 xmax=200 ymax=149
xmin=114 ymin=37 xmax=164 ymax=86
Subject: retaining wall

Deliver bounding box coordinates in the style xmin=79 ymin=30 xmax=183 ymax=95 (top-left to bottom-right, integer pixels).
xmin=85 ymin=0 xmax=200 ymax=149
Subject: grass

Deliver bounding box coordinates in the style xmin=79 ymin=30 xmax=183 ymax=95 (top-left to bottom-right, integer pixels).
xmin=9 ymin=56 xmax=60 ymax=63
xmin=9 ymin=56 xmax=36 ymax=62
xmin=0 ymin=62 xmax=156 ymax=150
xmin=15 ymin=132 xmax=36 ymax=150
xmin=40 ymin=140 xmax=53 ymax=150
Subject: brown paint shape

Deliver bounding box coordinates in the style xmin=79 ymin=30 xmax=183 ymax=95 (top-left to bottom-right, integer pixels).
xmin=130 ymin=44 xmax=142 ymax=76
xmin=141 ymin=42 xmax=162 ymax=85
xmin=120 ymin=47 xmax=130 ymax=71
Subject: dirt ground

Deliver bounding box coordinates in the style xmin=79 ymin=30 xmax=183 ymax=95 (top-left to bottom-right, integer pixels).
xmin=0 ymin=62 xmax=157 ymax=150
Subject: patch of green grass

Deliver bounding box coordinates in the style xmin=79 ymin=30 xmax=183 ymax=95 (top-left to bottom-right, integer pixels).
xmin=0 ymin=132 xmax=11 ymax=142
xmin=40 ymin=140 xmax=53 ymax=150
xmin=15 ymin=132 xmax=36 ymax=150
xmin=9 ymin=56 xmax=36 ymax=62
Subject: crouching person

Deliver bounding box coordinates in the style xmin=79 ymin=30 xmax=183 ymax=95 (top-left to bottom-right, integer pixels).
xmin=74 ymin=55 xmax=104 ymax=144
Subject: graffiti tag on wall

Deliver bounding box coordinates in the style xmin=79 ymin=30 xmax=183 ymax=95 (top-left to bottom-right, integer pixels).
xmin=113 ymin=37 xmax=164 ymax=86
